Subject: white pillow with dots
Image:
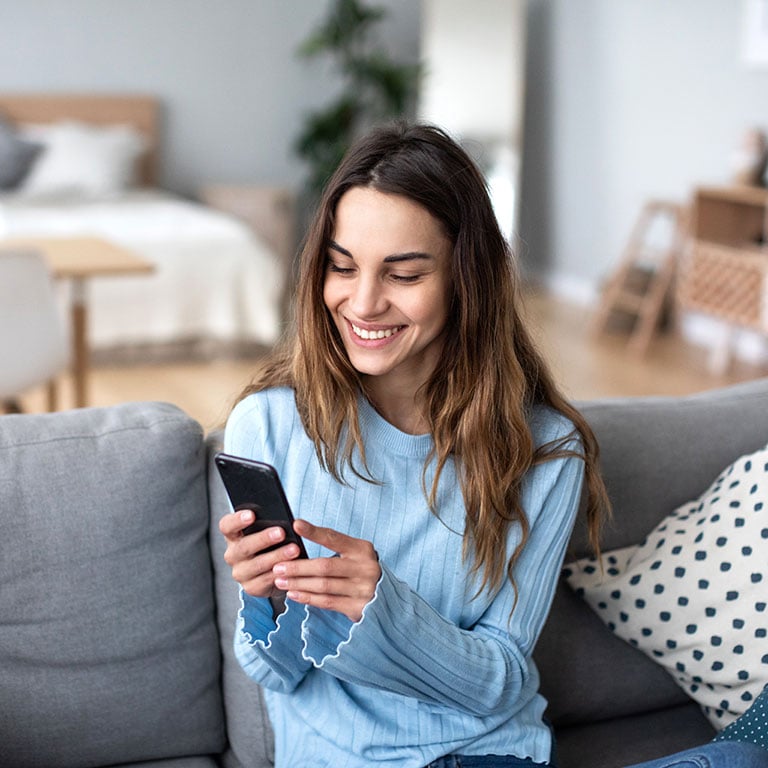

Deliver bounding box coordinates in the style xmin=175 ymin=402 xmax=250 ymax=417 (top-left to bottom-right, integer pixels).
xmin=565 ymin=443 xmax=768 ymax=729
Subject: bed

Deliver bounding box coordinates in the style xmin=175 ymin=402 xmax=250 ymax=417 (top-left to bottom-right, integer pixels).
xmin=0 ymin=94 xmax=289 ymax=359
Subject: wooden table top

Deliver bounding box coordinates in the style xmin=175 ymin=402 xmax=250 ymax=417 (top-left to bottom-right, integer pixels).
xmin=0 ymin=236 xmax=154 ymax=279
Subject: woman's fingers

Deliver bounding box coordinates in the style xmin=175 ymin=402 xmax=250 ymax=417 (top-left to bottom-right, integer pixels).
xmin=231 ymin=541 xmax=300 ymax=580
xmin=220 ymin=511 xmax=303 ymax=598
xmin=231 ymin=542 xmax=302 ymax=598
xmin=221 ymin=515 xmax=381 ymax=615
xmin=274 ymin=565 xmax=374 ymax=600
xmin=219 ymin=508 xmax=256 ymax=538
xmin=274 ymin=521 xmax=381 ymax=621
xmin=293 ymin=519 xmax=370 ymax=557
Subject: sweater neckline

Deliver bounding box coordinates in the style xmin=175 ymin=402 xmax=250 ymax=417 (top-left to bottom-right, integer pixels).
xmin=358 ymin=395 xmax=434 ymax=458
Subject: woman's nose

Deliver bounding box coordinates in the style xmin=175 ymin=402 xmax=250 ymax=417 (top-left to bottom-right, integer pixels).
xmin=348 ymin=274 xmax=386 ymax=318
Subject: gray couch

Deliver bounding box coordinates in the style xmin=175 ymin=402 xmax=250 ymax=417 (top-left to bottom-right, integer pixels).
xmin=2 ymin=377 xmax=767 ymax=768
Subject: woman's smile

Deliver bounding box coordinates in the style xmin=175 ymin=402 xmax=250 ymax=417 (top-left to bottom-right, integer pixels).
xmin=348 ymin=320 xmax=406 ymax=343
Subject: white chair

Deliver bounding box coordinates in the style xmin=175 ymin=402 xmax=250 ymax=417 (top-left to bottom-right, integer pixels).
xmin=0 ymin=249 xmax=68 ymax=413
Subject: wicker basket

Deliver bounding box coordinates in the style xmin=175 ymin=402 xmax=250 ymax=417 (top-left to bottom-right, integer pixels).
xmin=677 ymin=242 xmax=768 ymax=330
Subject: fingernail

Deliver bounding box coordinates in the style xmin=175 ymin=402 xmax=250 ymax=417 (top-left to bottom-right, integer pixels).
xmin=274 ymin=577 xmax=288 ymax=589
xmin=268 ymin=527 xmax=284 ymax=541
xmin=239 ymin=510 xmax=253 ymax=523
xmin=273 ymin=564 xmax=286 ymax=575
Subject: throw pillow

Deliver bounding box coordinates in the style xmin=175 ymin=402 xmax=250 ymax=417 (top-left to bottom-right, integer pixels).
xmin=564 ymin=443 xmax=768 ymax=729
xmin=0 ymin=116 xmax=43 ymax=189
xmin=19 ymin=120 xmax=146 ymax=198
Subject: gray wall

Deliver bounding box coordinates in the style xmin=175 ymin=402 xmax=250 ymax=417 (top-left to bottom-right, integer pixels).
xmin=521 ymin=0 xmax=768 ymax=298
xmin=0 ymin=0 xmax=421 ymax=196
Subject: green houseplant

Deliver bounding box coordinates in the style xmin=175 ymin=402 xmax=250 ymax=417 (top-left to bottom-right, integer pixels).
xmin=295 ymin=0 xmax=421 ymax=200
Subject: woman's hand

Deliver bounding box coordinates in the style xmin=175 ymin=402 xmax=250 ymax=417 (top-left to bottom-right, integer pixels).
xmin=219 ymin=509 xmax=303 ymax=598
xmin=273 ymin=519 xmax=381 ymax=623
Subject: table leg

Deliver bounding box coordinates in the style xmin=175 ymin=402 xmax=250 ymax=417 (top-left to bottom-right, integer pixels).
xmin=46 ymin=379 xmax=58 ymax=411
xmin=71 ymin=278 xmax=89 ymax=408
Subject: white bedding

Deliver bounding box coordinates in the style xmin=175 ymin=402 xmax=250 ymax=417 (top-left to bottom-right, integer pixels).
xmin=0 ymin=189 xmax=283 ymax=351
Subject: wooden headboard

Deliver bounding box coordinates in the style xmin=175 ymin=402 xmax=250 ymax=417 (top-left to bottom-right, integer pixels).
xmin=0 ymin=93 xmax=160 ymax=186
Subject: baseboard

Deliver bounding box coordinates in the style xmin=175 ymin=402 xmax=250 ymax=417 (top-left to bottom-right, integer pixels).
xmin=526 ymin=270 xmax=598 ymax=306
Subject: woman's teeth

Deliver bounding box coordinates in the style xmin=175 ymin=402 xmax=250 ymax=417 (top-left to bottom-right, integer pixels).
xmin=351 ymin=323 xmax=401 ymax=340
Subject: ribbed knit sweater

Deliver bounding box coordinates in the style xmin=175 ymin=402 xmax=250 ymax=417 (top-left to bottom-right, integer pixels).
xmin=224 ymin=387 xmax=585 ymax=768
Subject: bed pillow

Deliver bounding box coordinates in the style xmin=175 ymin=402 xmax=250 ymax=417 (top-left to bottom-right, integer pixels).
xmin=19 ymin=120 xmax=146 ymax=198
xmin=0 ymin=116 xmax=43 ymax=189
xmin=565 ymin=442 xmax=768 ymax=730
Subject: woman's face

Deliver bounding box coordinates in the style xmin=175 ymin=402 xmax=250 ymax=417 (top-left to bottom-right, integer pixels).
xmin=323 ymin=186 xmax=453 ymax=397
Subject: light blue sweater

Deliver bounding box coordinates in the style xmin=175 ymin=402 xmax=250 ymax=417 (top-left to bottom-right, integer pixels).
xmin=224 ymin=387 xmax=585 ymax=768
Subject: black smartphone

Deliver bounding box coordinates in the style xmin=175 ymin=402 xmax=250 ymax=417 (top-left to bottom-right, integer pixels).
xmin=214 ymin=452 xmax=308 ymax=558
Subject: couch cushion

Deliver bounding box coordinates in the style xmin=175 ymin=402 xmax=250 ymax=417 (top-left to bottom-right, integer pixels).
xmin=0 ymin=402 xmax=225 ymax=768
xmin=535 ymin=580 xmax=690 ymax=726
xmin=565 ymin=442 xmax=768 ymax=729
xmin=110 ymin=760 xmax=219 ymax=768
xmin=206 ymin=433 xmax=275 ymax=768
xmin=554 ymin=701 xmax=715 ymax=768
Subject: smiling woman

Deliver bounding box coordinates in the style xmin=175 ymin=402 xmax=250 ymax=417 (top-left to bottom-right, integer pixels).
xmin=216 ymin=121 xmax=613 ymax=767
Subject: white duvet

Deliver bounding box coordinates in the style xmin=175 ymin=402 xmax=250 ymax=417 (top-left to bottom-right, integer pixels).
xmin=0 ymin=190 xmax=283 ymax=350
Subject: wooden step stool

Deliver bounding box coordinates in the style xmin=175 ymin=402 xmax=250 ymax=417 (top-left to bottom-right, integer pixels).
xmin=592 ymin=200 xmax=689 ymax=355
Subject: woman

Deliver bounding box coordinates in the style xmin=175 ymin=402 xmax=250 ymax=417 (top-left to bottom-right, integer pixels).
xmin=220 ymin=122 xmax=767 ymax=767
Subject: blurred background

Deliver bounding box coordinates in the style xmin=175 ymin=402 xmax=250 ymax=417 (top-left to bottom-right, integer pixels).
xmin=1 ymin=0 xmax=767 ymax=430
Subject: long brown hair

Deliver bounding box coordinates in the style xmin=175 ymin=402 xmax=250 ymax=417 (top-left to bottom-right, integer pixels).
xmin=240 ymin=122 xmax=608 ymax=599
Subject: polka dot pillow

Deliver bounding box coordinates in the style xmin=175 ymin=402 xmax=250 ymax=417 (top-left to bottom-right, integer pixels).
xmin=564 ymin=443 xmax=768 ymax=729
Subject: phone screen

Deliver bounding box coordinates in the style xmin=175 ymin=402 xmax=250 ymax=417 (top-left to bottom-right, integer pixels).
xmin=215 ymin=452 xmax=308 ymax=558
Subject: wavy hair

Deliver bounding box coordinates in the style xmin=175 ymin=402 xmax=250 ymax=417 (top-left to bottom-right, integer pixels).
xmin=239 ymin=122 xmax=608 ymax=599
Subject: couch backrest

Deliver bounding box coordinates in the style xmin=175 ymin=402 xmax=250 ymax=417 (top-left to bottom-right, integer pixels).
xmin=536 ymin=377 xmax=768 ymax=728
xmin=573 ymin=376 xmax=768 ymax=557
xmin=0 ymin=402 xmax=225 ymax=768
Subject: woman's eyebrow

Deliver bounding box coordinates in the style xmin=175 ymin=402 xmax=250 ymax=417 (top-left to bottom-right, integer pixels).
xmin=328 ymin=240 xmax=433 ymax=264
xmin=383 ymin=252 xmax=434 ymax=264
xmin=329 ymin=240 xmax=352 ymax=257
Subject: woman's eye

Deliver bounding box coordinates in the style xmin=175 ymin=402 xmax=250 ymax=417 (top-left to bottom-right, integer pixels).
xmin=390 ymin=273 xmax=421 ymax=283
xmin=327 ymin=262 xmax=354 ymax=275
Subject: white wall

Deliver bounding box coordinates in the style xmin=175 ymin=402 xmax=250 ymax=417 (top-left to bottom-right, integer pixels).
xmin=0 ymin=0 xmax=421 ymax=195
xmin=520 ymin=0 xmax=768 ymax=300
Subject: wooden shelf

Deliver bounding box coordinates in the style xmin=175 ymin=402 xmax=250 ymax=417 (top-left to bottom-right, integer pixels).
xmin=677 ymin=185 xmax=768 ymax=372
xmin=679 ymin=186 xmax=768 ymax=331
xmin=693 ymin=186 xmax=767 ymax=248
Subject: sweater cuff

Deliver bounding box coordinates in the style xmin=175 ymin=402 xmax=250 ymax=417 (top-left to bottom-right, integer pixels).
xmin=234 ymin=591 xmax=313 ymax=691
xmin=238 ymin=589 xmax=306 ymax=650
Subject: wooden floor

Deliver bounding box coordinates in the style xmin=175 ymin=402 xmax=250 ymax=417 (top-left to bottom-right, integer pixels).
xmin=17 ymin=289 xmax=768 ymax=431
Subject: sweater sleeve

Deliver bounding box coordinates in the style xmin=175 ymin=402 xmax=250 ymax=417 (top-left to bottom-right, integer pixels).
xmin=299 ymin=449 xmax=584 ymax=716
xmin=224 ymin=394 xmax=314 ymax=692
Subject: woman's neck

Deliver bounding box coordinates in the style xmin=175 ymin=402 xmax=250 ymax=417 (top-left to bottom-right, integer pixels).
xmin=362 ymin=379 xmax=429 ymax=435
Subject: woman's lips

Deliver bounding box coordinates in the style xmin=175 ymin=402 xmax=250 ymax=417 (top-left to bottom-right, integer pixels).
xmin=346 ymin=319 xmax=406 ymax=345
